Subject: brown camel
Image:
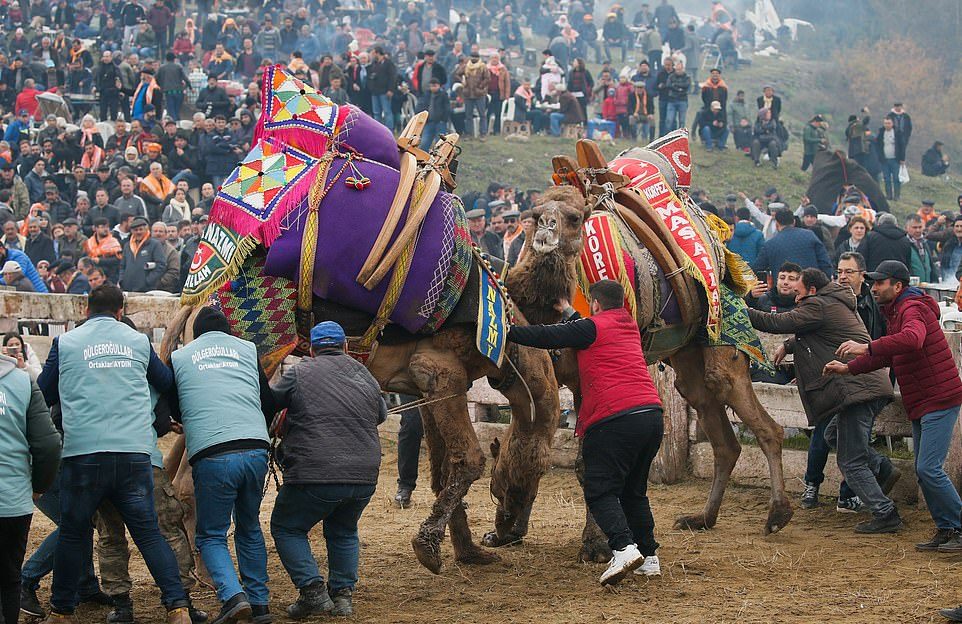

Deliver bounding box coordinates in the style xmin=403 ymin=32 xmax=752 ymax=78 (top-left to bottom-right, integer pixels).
xmin=160 ymin=258 xmax=565 ymax=576
xmin=484 ymin=180 xmax=793 ymax=563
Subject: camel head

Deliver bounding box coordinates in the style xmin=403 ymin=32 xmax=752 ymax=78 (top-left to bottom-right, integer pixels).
xmin=506 ymin=186 xmax=590 ymax=327
xmin=529 ymin=185 xmax=591 ymax=257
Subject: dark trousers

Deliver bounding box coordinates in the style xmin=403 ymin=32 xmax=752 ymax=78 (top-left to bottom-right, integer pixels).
xmin=99 ymin=91 xmax=121 ymax=121
xmin=805 ymin=417 xmax=856 ymax=499
xmin=0 ymin=514 xmax=32 ymax=624
xmin=658 ymin=98 xmax=669 ymax=136
xmin=52 ymin=453 xmax=187 ymax=614
xmin=751 ymin=137 xmax=781 ymax=164
xmin=582 ymin=408 xmax=664 ymax=554
xmin=21 ymin=469 xmax=100 ymax=597
xmin=489 ymin=95 xmax=503 ymax=135
xmin=397 ymin=395 xmax=423 ymax=491
xmin=801 ymin=153 xmax=815 ymax=171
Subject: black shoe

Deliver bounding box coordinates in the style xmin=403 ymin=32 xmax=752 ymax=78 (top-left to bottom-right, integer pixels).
xmin=938 ymin=531 xmax=962 ymax=553
xmin=855 ymin=510 xmax=903 ymax=534
xmin=916 ymin=528 xmax=958 ymax=551
xmin=210 ymin=593 xmax=251 ymax=624
xmin=800 ymin=482 xmax=819 ymax=509
xmin=189 ymin=603 xmax=209 ymax=623
xmin=331 ymin=588 xmax=353 ymax=617
xmin=80 ymin=591 xmax=114 ymax=607
xmin=250 ymin=604 xmax=272 ymax=624
xmin=394 ymin=487 xmax=413 ymax=509
xmin=941 ymin=605 xmax=962 ymax=622
xmin=20 ymin=586 xmax=45 ymax=619
xmin=286 ymin=581 xmax=334 ymax=620
xmin=877 ymin=459 xmax=902 ymax=495
xmin=107 ymin=595 xmax=134 ymax=624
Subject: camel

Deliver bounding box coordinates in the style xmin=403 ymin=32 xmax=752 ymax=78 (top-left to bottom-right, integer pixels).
xmin=158 ymin=192 xmax=606 ymax=576
xmin=482 ymin=164 xmax=793 ymax=563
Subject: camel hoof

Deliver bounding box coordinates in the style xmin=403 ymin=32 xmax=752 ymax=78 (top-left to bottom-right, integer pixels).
xmin=578 ymin=537 xmax=612 ymax=563
xmin=673 ymin=514 xmax=715 ymax=531
xmin=455 ymin=547 xmax=501 ymax=566
xmin=412 ymin=535 xmax=443 ymax=574
xmin=765 ymin=500 xmax=795 ymax=535
xmin=481 ymin=531 xmax=523 ymax=548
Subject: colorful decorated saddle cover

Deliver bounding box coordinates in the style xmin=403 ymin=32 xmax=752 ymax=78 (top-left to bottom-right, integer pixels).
xmin=182 ymin=66 xmax=473 ymax=336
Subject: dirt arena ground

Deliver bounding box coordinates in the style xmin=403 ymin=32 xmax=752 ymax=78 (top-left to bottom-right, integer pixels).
xmin=26 ymin=445 xmax=962 ymax=624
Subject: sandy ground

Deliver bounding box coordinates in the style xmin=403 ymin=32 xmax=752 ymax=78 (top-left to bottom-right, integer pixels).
xmin=24 ymin=444 xmax=962 ymax=624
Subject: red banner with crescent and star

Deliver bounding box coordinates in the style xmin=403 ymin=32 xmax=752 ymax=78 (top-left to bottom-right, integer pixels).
xmin=608 ymin=156 xmax=721 ymax=339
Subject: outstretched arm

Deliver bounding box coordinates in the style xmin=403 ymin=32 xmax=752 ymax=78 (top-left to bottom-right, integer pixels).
xmin=508 ymin=317 xmax=597 ymax=350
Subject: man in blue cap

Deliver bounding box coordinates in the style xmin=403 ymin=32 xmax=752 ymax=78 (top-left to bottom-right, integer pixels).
xmin=270 ymin=321 xmax=386 ymax=619
xmin=169 ymin=307 xmax=277 ymax=624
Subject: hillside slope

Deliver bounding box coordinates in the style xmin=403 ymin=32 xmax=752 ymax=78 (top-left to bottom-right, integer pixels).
xmin=454 ymin=134 xmax=961 ymax=218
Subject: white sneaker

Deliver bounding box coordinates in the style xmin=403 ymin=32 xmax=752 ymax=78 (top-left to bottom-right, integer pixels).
xmin=599 ymin=544 xmax=643 ymax=586
xmin=633 ymin=555 xmax=661 ymax=577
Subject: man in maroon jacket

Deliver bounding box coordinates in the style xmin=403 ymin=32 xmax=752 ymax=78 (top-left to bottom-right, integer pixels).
xmin=825 ymin=260 xmax=962 ymax=543
xmin=509 ymin=280 xmax=663 ymax=586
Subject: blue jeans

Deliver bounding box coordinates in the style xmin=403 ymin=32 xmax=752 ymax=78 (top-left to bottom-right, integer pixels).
xmin=464 ymin=97 xmax=488 ymax=137
xmin=193 ymin=449 xmax=269 ymax=605
xmin=881 ymin=157 xmax=901 ymax=199
xmin=164 ymin=91 xmax=184 ymax=120
xmin=549 ymin=112 xmax=565 ymax=136
xmin=804 ymin=417 xmax=856 ymax=499
xmin=420 ymin=121 xmax=447 ymax=150
xmin=21 ymin=469 xmax=100 ymax=597
xmin=700 ymin=125 xmax=729 ymax=149
xmin=371 ymin=93 xmax=394 ymax=131
xmin=912 ymin=406 xmax=962 ymax=529
xmin=52 ymin=453 xmax=186 ymax=614
xmin=270 ymin=483 xmax=375 ymax=592
xmin=665 ymin=100 xmax=688 ymax=133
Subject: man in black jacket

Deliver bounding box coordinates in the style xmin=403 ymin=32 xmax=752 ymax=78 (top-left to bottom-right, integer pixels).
xmin=419 ymin=79 xmax=450 ymax=150
xmin=367 ymin=46 xmax=397 ymax=132
xmin=875 ymin=116 xmax=906 ymax=201
xmin=270 ymin=321 xmax=385 ymax=618
xmin=94 ymin=51 xmax=122 ymax=121
xmin=155 ymin=53 xmax=191 ymax=120
xmin=194 ymin=75 xmax=232 ymax=119
xmin=862 ymin=212 xmax=911 ymax=272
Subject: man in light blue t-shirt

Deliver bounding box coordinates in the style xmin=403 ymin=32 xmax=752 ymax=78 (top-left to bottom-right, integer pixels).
xmin=37 ymin=284 xmax=191 ymax=624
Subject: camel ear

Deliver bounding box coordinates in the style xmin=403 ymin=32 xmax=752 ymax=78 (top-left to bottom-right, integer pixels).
xmin=490 ymin=437 xmax=501 ymax=459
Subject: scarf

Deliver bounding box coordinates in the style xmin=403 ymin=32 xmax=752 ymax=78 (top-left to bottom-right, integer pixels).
xmin=488 ymin=61 xmax=503 ymax=75
xmin=700 ymin=77 xmax=729 ymax=90
xmin=514 ymin=84 xmax=533 ymax=107
xmin=84 ymin=231 xmax=122 ymax=258
xmin=141 ymin=173 xmax=174 ymax=200
xmin=128 ymin=232 xmax=150 ymax=258
xmin=167 ymin=198 xmax=190 ymax=220
xmin=464 ymin=59 xmax=485 ymax=78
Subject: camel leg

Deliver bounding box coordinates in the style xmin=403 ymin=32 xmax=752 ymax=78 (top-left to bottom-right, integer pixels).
xmin=482 ymin=346 xmax=559 ymax=548
xmin=671 ymin=346 xmax=742 ymax=531
xmin=408 ymin=351 xmax=489 ymax=574
xmin=721 ymin=352 xmax=793 ymax=534
xmin=418 ymin=404 xmax=498 ymax=566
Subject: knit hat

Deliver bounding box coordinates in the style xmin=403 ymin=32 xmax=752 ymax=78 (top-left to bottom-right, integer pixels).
xmin=310 ymin=321 xmax=345 ymax=349
xmin=193 ymin=307 xmax=230 ymax=337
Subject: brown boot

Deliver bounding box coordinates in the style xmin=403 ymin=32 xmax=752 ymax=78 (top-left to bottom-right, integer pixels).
xmin=167 ymin=606 xmax=192 ymax=624
xmin=41 ymin=613 xmax=77 ymax=624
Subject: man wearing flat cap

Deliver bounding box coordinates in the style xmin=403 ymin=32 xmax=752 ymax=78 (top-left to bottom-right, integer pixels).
xmin=119 ymin=215 xmax=167 ymax=292
xmin=270 ymin=321 xmax=385 ymax=618
xmin=466 ymin=208 xmax=503 ymax=260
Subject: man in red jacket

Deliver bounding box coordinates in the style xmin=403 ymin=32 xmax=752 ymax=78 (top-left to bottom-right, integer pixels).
xmin=508 ymin=280 xmax=663 ymax=586
xmin=825 ymin=260 xmax=962 ymax=542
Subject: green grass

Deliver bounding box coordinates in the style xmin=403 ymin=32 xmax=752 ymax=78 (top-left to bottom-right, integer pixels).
xmin=453 ymin=132 xmax=962 ymax=219
xmin=453 ymin=48 xmax=962 ymax=216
